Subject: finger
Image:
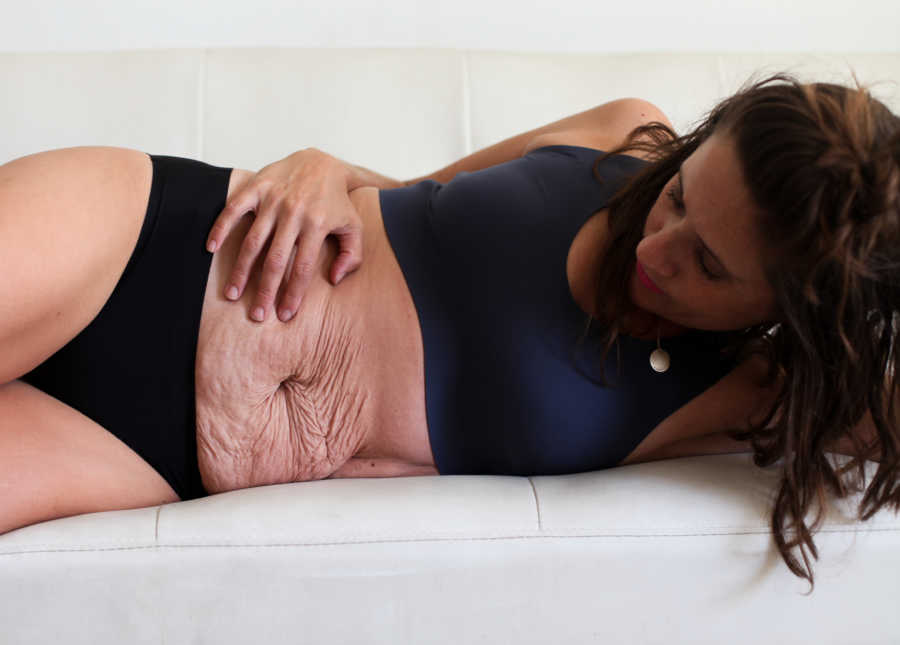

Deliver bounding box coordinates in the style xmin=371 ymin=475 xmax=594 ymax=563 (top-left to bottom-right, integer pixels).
xmin=329 ymin=227 xmax=364 ymax=285
xmin=251 ymin=221 xmax=303 ymax=323
xmin=207 ymin=187 xmax=261 ymax=253
xmin=226 ymin=211 xmax=276 ymax=303
xmin=277 ymin=229 xmax=330 ymax=322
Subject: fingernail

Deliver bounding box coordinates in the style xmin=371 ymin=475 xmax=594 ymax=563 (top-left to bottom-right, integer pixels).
xmin=207 ymin=239 xmax=217 ymax=253
xmin=226 ymin=285 xmax=239 ymax=300
xmin=279 ymin=309 xmax=293 ymax=322
xmin=252 ymin=307 xmax=265 ymax=322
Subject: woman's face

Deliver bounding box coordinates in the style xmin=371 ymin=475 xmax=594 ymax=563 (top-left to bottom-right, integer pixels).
xmin=630 ymin=132 xmax=780 ymax=332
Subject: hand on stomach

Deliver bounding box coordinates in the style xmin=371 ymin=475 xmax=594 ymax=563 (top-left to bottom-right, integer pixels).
xmin=194 ymin=181 xmax=379 ymax=493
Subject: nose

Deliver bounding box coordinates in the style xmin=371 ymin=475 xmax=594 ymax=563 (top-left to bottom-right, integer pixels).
xmin=637 ymin=230 xmax=675 ymax=280
xmin=640 ymin=171 xmax=721 ymax=281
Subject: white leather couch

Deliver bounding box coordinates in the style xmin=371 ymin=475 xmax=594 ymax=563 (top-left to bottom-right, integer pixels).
xmin=2 ymin=49 xmax=899 ymax=644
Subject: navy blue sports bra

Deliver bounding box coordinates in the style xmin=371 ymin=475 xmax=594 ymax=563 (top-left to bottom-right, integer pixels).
xmin=379 ymin=144 xmax=737 ymax=475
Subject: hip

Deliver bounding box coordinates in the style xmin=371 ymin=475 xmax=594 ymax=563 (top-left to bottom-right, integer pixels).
xmin=19 ymin=151 xmax=234 ymax=501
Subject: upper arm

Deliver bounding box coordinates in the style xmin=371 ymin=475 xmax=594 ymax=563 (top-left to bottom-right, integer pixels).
xmin=620 ymin=354 xmax=783 ymax=466
xmin=626 ymin=392 xmax=885 ymax=468
xmin=522 ymin=98 xmax=675 ymax=156
xmin=406 ymin=98 xmax=673 ymax=185
xmin=621 ymin=430 xmax=755 ymax=466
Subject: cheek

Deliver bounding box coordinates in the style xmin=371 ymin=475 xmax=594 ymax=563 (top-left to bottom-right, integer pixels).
xmin=642 ymin=204 xmax=655 ymax=235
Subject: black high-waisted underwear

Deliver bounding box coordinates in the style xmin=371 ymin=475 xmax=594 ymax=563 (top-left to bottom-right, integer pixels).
xmin=21 ymin=153 xmax=233 ymax=501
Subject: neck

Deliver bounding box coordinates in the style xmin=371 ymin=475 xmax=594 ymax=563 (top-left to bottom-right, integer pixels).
xmin=622 ymin=307 xmax=689 ymax=340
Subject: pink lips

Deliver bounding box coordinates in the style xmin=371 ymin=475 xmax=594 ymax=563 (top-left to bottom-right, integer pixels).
xmin=636 ymin=262 xmax=665 ymax=294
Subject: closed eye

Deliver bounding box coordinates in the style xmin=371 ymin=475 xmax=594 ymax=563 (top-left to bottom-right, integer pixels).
xmin=665 ymin=183 xmax=721 ymax=281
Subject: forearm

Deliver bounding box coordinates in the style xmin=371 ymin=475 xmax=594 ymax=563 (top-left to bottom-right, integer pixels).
xmin=299 ymin=147 xmax=406 ymax=192
xmin=344 ymin=163 xmax=407 ymax=191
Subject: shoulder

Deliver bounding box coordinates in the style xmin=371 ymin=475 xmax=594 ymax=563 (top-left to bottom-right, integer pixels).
xmin=523 ymin=98 xmax=675 ymax=161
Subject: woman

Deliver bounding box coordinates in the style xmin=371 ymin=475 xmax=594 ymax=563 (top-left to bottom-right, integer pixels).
xmin=1 ymin=72 xmax=897 ymax=592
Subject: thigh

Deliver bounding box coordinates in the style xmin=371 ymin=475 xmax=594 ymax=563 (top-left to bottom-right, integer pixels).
xmin=0 ymin=146 xmax=152 ymax=384
xmin=0 ymin=379 xmax=179 ymax=535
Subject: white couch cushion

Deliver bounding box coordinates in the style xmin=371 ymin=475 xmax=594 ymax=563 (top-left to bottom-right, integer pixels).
xmin=2 ymin=455 xmax=898 ymax=644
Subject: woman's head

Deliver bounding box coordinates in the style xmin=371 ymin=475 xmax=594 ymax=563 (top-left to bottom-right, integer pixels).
xmin=633 ymin=130 xmax=779 ymax=332
xmin=585 ymin=71 xmax=900 ymax=592
xmin=621 ymin=73 xmax=900 ymax=337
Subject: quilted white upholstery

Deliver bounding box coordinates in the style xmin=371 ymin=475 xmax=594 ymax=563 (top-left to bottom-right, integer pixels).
xmin=1 ymin=49 xmax=899 ymax=644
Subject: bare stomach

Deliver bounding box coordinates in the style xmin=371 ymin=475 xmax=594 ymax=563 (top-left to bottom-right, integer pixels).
xmin=194 ymin=169 xmax=436 ymax=494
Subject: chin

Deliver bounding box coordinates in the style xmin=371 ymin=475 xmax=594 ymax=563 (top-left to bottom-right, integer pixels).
xmin=628 ymin=270 xmax=653 ymax=312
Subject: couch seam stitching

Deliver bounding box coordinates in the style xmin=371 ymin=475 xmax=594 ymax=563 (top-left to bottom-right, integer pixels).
xmin=5 ymin=520 xmax=898 ymax=555
xmin=528 ymin=477 xmax=544 ymax=530
xmin=5 ymin=522 xmax=896 ymax=556
xmin=5 ymin=524 xmax=900 ymax=556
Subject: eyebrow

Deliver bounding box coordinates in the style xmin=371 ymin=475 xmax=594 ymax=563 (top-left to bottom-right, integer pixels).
xmin=678 ymin=165 xmax=739 ymax=282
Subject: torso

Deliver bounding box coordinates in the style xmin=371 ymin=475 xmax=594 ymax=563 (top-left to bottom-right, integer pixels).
xmin=195 ymin=134 xmax=688 ymax=493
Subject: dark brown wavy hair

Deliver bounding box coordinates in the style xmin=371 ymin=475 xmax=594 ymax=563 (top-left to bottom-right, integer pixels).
xmin=582 ymin=71 xmax=900 ymax=593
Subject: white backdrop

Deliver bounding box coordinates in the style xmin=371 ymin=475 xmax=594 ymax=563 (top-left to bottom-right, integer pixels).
xmin=1 ymin=0 xmax=899 ymax=173
xmin=1 ymin=0 xmax=898 ymax=53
